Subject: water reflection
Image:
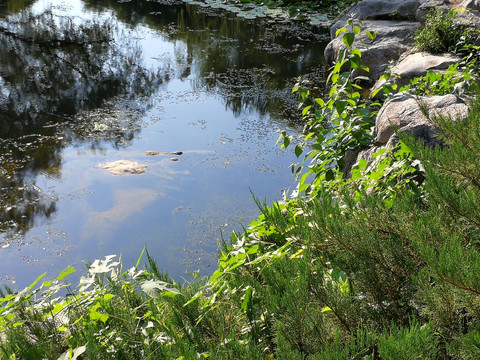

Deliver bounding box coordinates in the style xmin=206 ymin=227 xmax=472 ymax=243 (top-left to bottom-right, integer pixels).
xmin=84 ymin=0 xmax=328 ymax=120
xmin=0 ymin=0 xmax=328 ymax=287
xmin=0 ymin=1 xmax=162 ymax=238
xmin=0 ymin=7 xmax=159 ymax=137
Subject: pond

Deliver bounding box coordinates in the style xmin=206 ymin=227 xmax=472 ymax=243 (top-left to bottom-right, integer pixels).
xmin=0 ymin=0 xmax=328 ymax=288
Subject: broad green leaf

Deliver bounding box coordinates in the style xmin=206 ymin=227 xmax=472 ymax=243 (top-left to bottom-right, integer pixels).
xmin=350 ymin=55 xmax=361 ymax=69
xmin=302 ymin=105 xmax=312 ymax=116
xmin=56 ymin=267 xmax=75 ymax=281
xmin=335 ymin=27 xmax=346 ymax=37
xmin=342 ymin=33 xmax=355 ymax=48
xmin=210 ymin=270 xmax=223 ymax=283
xmin=335 ymin=100 xmax=347 ymax=114
xmin=247 ymin=244 xmax=259 ymax=254
xmin=295 ymin=145 xmax=303 ymax=158
xmin=315 ymin=98 xmax=325 ymax=107
xmin=141 ymin=279 xmax=181 ymax=298
xmin=103 ymin=294 xmax=115 ymax=301
xmin=241 ymin=287 xmax=253 ymax=312
xmin=366 ymin=31 xmax=376 ymax=40
xmin=57 ymin=345 xmax=86 ymax=360
xmin=89 ymin=309 xmax=109 ymax=323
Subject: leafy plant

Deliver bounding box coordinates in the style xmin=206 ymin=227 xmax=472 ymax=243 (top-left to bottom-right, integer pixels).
xmin=278 ymin=21 xmax=380 ymax=198
xmin=403 ymin=63 xmax=479 ymax=96
xmin=415 ymin=8 xmax=479 ymax=54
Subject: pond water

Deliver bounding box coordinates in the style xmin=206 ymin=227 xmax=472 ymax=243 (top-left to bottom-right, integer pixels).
xmin=0 ymin=0 xmax=328 ymax=288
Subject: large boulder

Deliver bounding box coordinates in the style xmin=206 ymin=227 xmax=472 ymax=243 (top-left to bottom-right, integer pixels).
xmin=371 ymin=52 xmax=460 ymax=99
xmin=415 ymin=0 xmax=449 ymax=21
xmin=357 ymin=0 xmax=421 ymax=20
xmin=375 ymin=93 xmax=470 ymax=145
xmin=457 ymin=0 xmax=480 ymax=11
xmin=325 ymin=20 xmax=420 ymax=81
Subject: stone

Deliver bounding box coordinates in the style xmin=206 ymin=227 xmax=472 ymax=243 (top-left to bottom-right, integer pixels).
xmin=97 ymin=160 xmax=147 ymax=175
xmin=457 ymin=0 xmax=480 ymax=11
xmin=325 ymin=20 xmax=420 ymax=81
xmin=371 ymin=52 xmax=460 ymax=99
xmin=357 ymin=0 xmax=421 ymax=20
xmin=415 ymin=0 xmax=449 ymax=21
xmin=375 ymin=93 xmax=469 ymax=145
xmin=453 ymin=7 xmax=480 ymax=31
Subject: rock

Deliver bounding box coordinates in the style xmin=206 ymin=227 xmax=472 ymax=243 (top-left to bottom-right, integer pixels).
xmin=457 ymin=0 xmax=480 ymax=11
xmin=169 ymin=157 xmax=179 ymax=161
xmin=375 ymin=93 xmax=469 ymax=145
xmin=97 ymin=160 xmax=147 ymax=175
xmin=415 ymin=0 xmax=449 ymax=21
xmin=356 ymin=146 xmax=381 ymax=166
xmin=343 ymin=149 xmax=361 ymax=179
xmin=371 ymin=52 xmax=460 ymax=99
xmin=325 ymin=20 xmax=420 ymax=81
xmin=452 ymin=7 xmax=480 ymax=31
xmin=357 ymin=0 xmax=421 ymax=20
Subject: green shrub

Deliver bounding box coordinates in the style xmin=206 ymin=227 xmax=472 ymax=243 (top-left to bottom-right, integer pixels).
xmin=415 ymin=8 xmax=478 ymax=53
xmin=378 ymin=321 xmax=438 ymax=360
xmin=404 ymin=63 xmax=479 ymax=96
xmin=4 ymin=19 xmax=480 ymax=360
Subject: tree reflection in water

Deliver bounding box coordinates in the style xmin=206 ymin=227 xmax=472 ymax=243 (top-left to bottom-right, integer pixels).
xmin=0 ymin=0 xmax=327 ymax=245
xmin=0 ymin=1 xmax=162 ymax=240
xmin=84 ymin=0 xmax=327 ymax=121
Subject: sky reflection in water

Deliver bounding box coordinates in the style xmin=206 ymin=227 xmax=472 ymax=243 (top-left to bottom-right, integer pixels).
xmin=0 ymin=0 xmax=327 ymax=288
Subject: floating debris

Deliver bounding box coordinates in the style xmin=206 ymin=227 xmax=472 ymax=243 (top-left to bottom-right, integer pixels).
xmin=97 ymin=160 xmax=147 ymax=175
xmin=145 ymin=150 xmax=183 ymax=156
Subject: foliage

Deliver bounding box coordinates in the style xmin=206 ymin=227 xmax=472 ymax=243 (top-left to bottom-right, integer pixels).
xmin=415 ymin=8 xmax=479 ymax=54
xmin=7 ymin=95 xmax=480 ymax=358
xmin=409 ymin=64 xmax=478 ymax=96
xmin=278 ymin=21 xmax=418 ymax=203
xmin=402 ymin=63 xmax=479 ymax=96
xmin=4 ymin=16 xmax=480 ymax=360
xmin=278 ymin=21 xmax=376 ymax=197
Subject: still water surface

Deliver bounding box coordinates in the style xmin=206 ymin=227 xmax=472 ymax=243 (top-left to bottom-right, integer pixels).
xmin=0 ymin=0 xmax=327 ymax=288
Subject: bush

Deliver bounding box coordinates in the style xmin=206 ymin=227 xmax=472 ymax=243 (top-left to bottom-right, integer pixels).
xmin=3 ymin=21 xmax=480 ymax=360
xmin=415 ymin=8 xmax=479 ymax=53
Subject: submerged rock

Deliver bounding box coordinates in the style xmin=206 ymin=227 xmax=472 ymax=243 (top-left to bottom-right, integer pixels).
xmin=97 ymin=160 xmax=147 ymax=175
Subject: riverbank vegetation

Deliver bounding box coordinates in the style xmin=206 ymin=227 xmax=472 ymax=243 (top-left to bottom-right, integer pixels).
xmin=2 ymin=10 xmax=480 ymax=360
